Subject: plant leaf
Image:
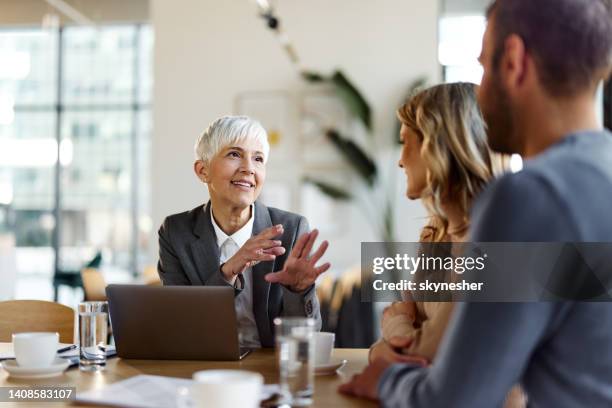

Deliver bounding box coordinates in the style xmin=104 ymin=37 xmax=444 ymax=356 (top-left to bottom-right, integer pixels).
xmin=383 ymin=199 xmax=395 ymax=242
xmin=303 ymin=177 xmax=352 ymax=200
xmin=301 ymin=70 xmax=327 ymax=83
xmin=326 ymin=129 xmax=377 ymax=186
xmin=407 ymin=77 xmax=427 ymax=95
xmin=331 ymin=70 xmax=372 ymax=132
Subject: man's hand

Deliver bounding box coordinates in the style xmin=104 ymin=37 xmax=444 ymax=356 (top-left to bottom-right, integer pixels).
xmin=338 ymin=353 xmax=429 ymax=401
xmin=221 ymin=224 xmax=286 ymax=283
xmin=337 ymin=358 xmax=393 ymax=401
xmin=264 ymin=229 xmax=330 ymax=292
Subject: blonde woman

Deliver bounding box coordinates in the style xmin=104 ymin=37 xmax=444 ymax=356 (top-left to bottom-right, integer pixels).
xmin=369 ymin=83 xmax=523 ymax=406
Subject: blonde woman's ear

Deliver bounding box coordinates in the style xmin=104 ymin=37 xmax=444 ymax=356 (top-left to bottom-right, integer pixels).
xmin=194 ymin=160 xmax=209 ymax=183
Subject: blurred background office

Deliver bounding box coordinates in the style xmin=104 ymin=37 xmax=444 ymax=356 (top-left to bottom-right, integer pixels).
xmin=0 ymin=0 xmax=609 ymax=344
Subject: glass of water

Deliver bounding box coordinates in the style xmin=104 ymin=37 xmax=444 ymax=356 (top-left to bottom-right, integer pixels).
xmin=274 ymin=317 xmax=315 ymax=406
xmin=78 ymin=301 xmax=108 ymax=372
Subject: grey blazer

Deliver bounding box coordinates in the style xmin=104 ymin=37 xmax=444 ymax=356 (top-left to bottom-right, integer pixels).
xmin=157 ymin=200 xmax=321 ymax=347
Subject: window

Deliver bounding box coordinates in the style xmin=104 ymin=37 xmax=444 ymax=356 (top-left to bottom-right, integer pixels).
xmin=0 ymin=25 xmax=153 ymax=302
xmin=439 ymin=15 xmax=523 ymax=173
xmin=439 ymin=15 xmax=486 ymax=85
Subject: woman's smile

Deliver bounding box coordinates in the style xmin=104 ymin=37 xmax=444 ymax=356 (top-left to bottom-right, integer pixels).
xmin=231 ymin=179 xmax=255 ymax=191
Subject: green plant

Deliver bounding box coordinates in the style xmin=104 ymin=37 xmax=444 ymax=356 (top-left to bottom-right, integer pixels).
xmin=301 ymin=71 xmax=426 ymax=242
xmin=252 ymin=3 xmax=426 ymax=242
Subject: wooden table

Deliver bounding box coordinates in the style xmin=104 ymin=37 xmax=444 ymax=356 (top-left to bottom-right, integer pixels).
xmin=0 ymin=344 xmax=374 ymax=407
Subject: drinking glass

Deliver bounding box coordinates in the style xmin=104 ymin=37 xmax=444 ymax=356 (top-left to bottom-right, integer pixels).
xmin=274 ymin=317 xmax=315 ymax=406
xmin=78 ymin=301 xmax=108 ymax=371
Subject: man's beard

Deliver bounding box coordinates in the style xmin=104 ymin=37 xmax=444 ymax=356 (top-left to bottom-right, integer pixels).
xmin=482 ymin=73 xmax=518 ymax=155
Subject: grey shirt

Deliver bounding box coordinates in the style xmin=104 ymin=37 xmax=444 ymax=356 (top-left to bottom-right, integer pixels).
xmin=378 ymin=130 xmax=612 ymax=407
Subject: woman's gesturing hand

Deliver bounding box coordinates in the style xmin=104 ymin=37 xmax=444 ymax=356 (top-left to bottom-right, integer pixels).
xmin=264 ymin=229 xmax=330 ymax=292
xmin=221 ymin=224 xmax=286 ymax=283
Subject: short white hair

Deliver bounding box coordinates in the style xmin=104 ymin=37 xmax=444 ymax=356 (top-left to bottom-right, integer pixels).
xmin=195 ymin=115 xmax=270 ymax=164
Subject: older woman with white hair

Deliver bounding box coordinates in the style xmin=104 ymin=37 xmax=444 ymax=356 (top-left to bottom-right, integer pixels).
xmin=157 ymin=115 xmax=330 ymax=348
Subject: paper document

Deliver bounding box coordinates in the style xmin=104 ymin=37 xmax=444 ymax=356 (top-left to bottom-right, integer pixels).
xmin=76 ymin=374 xmax=280 ymax=408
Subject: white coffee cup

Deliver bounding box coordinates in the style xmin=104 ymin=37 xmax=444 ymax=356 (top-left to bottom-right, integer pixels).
xmin=12 ymin=332 xmax=59 ymax=368
xmin=314 ymin=332 xmax=335 ymax=366
xmin=178 ymin=370 xmax=263 ymax=408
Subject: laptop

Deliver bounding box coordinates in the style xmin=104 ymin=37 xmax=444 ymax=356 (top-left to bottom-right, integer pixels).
xmin=106 ymin=285 xmax=251 ymax=361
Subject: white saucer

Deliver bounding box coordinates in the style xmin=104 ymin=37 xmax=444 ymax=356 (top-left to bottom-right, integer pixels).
xmin=315 ymin=359 xmax=347 ymax=376
xmin=1 ymin=358 xmax=70 ymax=379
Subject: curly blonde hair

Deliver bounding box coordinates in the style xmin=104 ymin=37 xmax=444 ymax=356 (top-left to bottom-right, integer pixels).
xmin=397 ymin=82 xmax=507 ymax=241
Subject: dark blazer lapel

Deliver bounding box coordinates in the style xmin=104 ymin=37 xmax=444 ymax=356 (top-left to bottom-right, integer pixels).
xmin=252 ymin=200 xmax=275 ymax=346
xmin=189 ymin=201 xmax=221 ymax=284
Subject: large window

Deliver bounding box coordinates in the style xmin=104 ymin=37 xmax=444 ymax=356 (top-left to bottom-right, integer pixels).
xmin=439 ymin=13 xmax=608 ymax=128
xmin=439 ymin=15 xmax=523 ymax=173
xmin=439 ymin=15 xmax=485 ymax=85
xmin=0 ymin=25 xmax=152 ymax=302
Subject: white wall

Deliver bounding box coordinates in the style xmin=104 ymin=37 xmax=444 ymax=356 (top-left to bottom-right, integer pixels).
xmin=151 ymin=0 xmax=439 ymax=272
